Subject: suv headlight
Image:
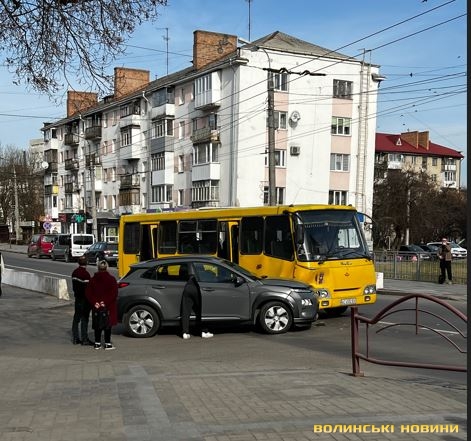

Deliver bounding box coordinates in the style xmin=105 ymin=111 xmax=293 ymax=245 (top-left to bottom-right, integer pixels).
xmin=301 ymin=298 xmax=313 ymax=307
xmin=363 ymin=285 xmax=376 ymax=295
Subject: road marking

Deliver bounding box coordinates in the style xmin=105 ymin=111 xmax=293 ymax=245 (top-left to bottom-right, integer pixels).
xmin=378 ymin=320 xmax=464 ymax=336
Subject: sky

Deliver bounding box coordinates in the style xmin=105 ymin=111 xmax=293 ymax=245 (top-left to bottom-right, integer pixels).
xmin=0 ymin=0 xmax=467 ymax=185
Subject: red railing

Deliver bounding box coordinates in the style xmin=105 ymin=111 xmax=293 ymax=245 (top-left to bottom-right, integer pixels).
xmin=351 ymin=294 xmax=467 ymax=376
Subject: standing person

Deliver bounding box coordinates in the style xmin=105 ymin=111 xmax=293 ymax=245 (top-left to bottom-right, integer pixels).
xmin=86 ymin=260 xmax=118 ymax=350
xmin=71 ymin=256 xmax=92 ymax=345
xmin=180 ymin=271 xmax=213 ymax=340
xmin=438 ymin=237 xmax=452 ymax=284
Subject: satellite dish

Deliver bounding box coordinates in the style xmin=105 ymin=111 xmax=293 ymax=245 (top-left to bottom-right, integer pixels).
xmin=290 ymin=111 xmax=301 ymax=123
xmin=40 ymin=161 xmax=49 ymax=170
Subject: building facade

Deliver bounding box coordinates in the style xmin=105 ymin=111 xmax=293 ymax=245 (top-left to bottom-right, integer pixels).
xmin=41 ymin=30 xmax=383 ymax=241
xmin=375 ymin=131 xmax=464 ymax=188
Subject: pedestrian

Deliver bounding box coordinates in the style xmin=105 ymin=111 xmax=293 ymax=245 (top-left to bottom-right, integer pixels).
xmin=437 ymin=237 xmax=452 ymax=284
xmin=71 ymin=256 xmax=92 ymax=345
xmin=180 ymin=269 xmax=213 ymax=340
xmin=86 ymin=260 xmax=118 ymax=350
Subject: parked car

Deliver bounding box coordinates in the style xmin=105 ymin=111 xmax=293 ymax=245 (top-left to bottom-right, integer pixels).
xmin=51 ymin=233 xmax=95 ymax=262
xmin=398 ymin=244 xmax=431 ymax=261
xmin=117 ymin=256 xmax=318 ymax=338
xmin=27 ymin=233 xmax=58 ymax=258
xmin=83 ymin=241 xmax=118 ymax=266
xmin=417 ymin=244 xmax=439 ymax=260
xmin=427 ymin=241 xmax=467 ymax=259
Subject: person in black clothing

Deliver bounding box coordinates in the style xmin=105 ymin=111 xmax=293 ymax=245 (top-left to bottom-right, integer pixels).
xmin=71 ymin=256 xmax=92 ymax=345
xmin=180 ymin=272 xmax=213 ymax=339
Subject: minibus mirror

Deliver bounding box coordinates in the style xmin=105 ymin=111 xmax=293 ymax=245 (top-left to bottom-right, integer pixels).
xmin=295 ymin=224 xmax=304 ymax=244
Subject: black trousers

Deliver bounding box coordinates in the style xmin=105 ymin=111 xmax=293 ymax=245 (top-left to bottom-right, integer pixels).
xmin=181 ymin=293 xmax=209 ymax=335
xmin=440 ymin=260 xmax=452 ymax=281
xmin=94 ymin=327 xmax=112 ymax=344
xmin=72 ymin=297 xmax=91 ymax=340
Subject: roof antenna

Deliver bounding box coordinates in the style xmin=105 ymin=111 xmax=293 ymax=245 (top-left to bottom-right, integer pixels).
xmin=246 ymin=0 xmax=252 ymax=41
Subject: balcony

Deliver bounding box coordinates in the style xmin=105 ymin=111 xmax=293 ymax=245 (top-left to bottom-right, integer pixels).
xmin=64 ymin=158 xmax=79 ymax=171
xmin=120 ymin=174 xmax=140 ymax=189
xmin=45 ymin=162 xmax=58 ymax=173
xmin=190 ymin=127 xmax=220 ymax=144
xmin=119 ymin=114 xmax=141 ymax=129
xmin=442 ymin=164 xmax=457 ymax=171
xmin=151 ymin=103 xmax=175 ymax=119
xmin=195 ymin=90 xmax=221 ymax=110
xmin=192 ymin=162 xmax=220 ymax=181
xmin=84 ymin=125 xmax=102 ymax=140
xmin=44 ymin=185 xmax=59 ymax=196
xmin=64 ymin=133 xmax=80 ymax=146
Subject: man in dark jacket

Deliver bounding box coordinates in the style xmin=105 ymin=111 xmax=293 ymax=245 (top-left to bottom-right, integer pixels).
xmin=180 ymin=273 xmax=213 ymax=339
xmin=71 ymin=256 xmax=92 ymax=345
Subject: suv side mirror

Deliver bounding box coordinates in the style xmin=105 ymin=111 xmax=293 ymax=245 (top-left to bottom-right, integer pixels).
xmin=234 ymin=276 xmax=245 ymax=287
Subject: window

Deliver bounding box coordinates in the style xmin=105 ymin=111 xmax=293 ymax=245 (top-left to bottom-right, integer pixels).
xmin=120 ymin=101 xmax=140 ymax=117
xmin=270 ymin=72 xmax=288 ymax=91
xmin=178 ymin=121 xmax=185 ymax=139
xmin=274 ymin=111 xmax=287 ymax=129
xmin=240 ymin=217 xmax=263 ymax=254
xmin=330 ymin=153 xmax=350 ymax=171
xmin=179 ymin=88 xmax=185 ymax=105
xmin=432 ymin=157 xmax=438 ymax=166
xmin=331 ymin=117 xmax=351 ymax=135
xmin=158 ymin=221 xmax=177 ymax=253
xmin=191 ymin=180 xmax=219 ymax=202
xmin=265 ymin=150 xmax=286 ymax=167
xmin=329 ymin=190 xmax=348 ymax=205
xmin=178 ymin=219 xmax=217 ymax=254
xmin=151 ymin=184 xmax=173 ymax=203
xmin=151 ymin=152 xmax=165 ymax=171
xmin=263 ymin=187 xmax=285 ymax=205
xmin=152 ymin=119 xmax=173 ymax=138
xmin=333 ymin=79 xmax=353 ymax=99
xmin=264 ymin=215 xmax=293 ymax=260
xmin=193 ymin=143 xmax=219 ymax=165
xmin=121 ymin=129 xmax=132 ymax=146
xmin=444 ymin=171 xmax=456 ymax=181
xmin=195 ymin=74 xmax=212 ymax=97
xmin=178 ymin=155 xmax=184 ymax=173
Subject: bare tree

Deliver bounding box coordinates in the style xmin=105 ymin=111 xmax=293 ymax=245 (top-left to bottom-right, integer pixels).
xmin=1 ymin=0 xmax=167 ymax=95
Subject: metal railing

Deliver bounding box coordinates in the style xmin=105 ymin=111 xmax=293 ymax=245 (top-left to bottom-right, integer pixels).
xmin=373 ymin=251 xmax=467 ymax=285
xmin=351 ymin=294 xmax=467 ymax=376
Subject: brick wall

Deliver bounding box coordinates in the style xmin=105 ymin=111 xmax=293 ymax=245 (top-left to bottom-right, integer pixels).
xmin=193 ymin=30 xmax=237 ymax=70
xmin=114 ymin=67 xmax=150 ymax=99
xmin=66 ymin=91 xmax=98 ymax=117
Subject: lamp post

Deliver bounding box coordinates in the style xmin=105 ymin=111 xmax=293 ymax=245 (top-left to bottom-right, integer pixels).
xmin=13 ymin=166 xmax=20 ymax=244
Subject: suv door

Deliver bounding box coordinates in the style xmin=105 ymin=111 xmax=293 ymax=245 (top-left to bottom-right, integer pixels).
xmin=193 ymin=261 xmax=251 ymax=320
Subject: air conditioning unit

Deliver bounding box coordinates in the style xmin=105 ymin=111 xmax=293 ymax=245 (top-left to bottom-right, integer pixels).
xmin=290 ymin=145 xmax=301 ymax=156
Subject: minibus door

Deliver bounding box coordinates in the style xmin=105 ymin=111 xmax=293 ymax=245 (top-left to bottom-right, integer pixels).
xmin=140 ymin=223 xmax=159 ymax=262
xmin=217 ymin=221 xmax=239 ymax=264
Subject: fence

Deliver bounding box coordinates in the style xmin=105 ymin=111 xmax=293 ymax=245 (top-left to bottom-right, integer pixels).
xmin=373 ymin=251 xmax=467 ymax=285
xmin=351 ymin=294 xmax=467 ymax=376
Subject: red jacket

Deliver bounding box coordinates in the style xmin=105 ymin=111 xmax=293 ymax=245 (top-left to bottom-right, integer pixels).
xmin=85 ymin=271 xmax=118 ymax=326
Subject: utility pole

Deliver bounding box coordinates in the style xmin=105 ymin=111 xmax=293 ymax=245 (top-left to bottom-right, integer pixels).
xmin=89 ymin=150 xmax=98 ymax=239
xmin=13 ymin=166 xmax=20 ymax=244
xmin=267 ymin=71 xmax=276 ymax=206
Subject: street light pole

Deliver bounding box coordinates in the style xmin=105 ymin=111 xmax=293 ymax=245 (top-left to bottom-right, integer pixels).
xmin=13 ymin=166 xmax=20 ymax=244
xmin=266 ymin=70 xmax=276 ymax=206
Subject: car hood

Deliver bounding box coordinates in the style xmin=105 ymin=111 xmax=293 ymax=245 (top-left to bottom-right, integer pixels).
xmin=257 ymin=278 xmax=311 ymax=290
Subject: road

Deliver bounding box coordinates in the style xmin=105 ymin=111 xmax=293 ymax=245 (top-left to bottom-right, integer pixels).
xmin=1 ymin=250 xmax=466 ymax=387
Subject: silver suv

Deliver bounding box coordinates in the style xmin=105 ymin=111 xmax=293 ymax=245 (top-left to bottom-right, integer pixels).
xmin=117 ymin=256 xmax=318 ymax=338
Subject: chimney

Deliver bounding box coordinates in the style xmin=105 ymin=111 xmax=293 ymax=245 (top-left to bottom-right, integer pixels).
xmin=418 ymin=131 xmax=430 ymax=150
xmin=400 ymin=131 xmax=419 ymax=148
xmin=66 ymin=91 xmax=98 ymax=117
xmin=114 ymin=67 xmax=150 ymax=99
xmin=193 ymin=30 xmax=237 ymax=70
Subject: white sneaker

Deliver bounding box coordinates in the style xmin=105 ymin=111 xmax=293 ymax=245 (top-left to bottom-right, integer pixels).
xmin=182 ymin=333 xmax=191 ymax=340
xmin=202 ymin=331 xmax=213 ymax=338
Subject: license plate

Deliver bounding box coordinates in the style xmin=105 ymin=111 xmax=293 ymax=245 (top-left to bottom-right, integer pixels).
xmin=340 ymin=298 xmax=357 ymax=305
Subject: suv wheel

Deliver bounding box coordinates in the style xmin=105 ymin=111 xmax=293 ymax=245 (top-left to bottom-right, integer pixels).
xmin=124 ymin=305 xmax=160 ymax=338
xmin=259 ymin=301 xmax=293 ymax=334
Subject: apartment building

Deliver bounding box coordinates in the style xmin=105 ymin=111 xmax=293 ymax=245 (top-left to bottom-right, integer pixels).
xmin=375 ymin=131 xmax=464 ymax=188
xmin=41 ymin=30 xmax=383 ymax=240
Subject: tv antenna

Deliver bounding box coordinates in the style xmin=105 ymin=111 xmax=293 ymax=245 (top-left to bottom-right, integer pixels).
xmin=246 ymin=0 xmax=252 ymax=41
xmin=156 ymin=27 xmax=169 ymax=76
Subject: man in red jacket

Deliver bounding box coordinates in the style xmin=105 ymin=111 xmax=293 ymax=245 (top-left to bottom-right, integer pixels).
xmin=86 ymin=260 xmax=118 ymax=350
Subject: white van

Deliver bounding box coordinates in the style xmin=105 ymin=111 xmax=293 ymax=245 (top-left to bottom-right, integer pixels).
xmin=51 ymin=234 xmax=95 ymax=262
